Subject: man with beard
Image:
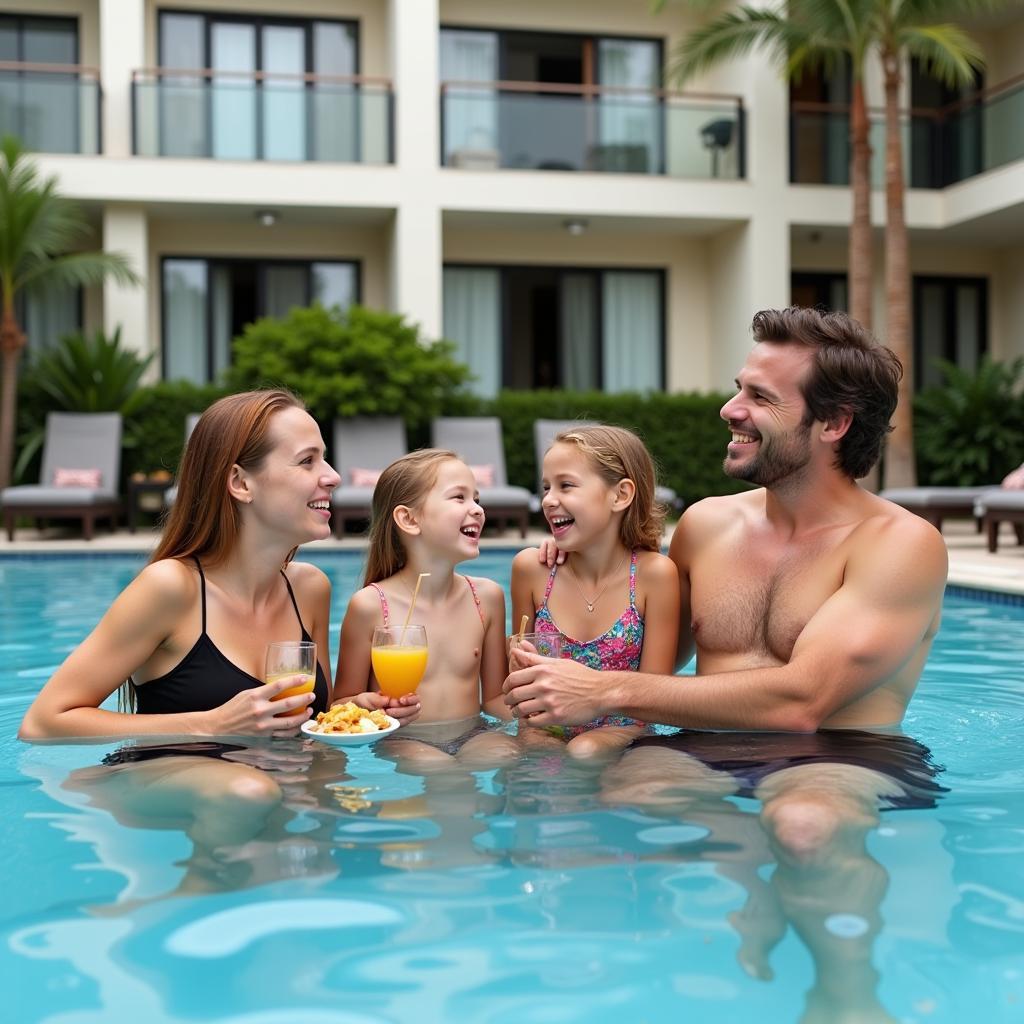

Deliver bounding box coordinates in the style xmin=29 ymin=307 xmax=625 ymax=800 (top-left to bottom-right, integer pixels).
xmin=503 ymin=307 xmax=950 ymax=1020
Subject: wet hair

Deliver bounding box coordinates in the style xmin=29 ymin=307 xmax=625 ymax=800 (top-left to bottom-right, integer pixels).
xmin=363 ymin=448 xmax=461 ymax=586
xmin=751 ymin=307 xmax=902 ymax=479
xmin=549 ymin=424 xmax=664 ymax=551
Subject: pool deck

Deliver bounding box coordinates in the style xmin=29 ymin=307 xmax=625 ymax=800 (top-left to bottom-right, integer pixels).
xmin=2 ymin=518 xmax=1022 ymax=596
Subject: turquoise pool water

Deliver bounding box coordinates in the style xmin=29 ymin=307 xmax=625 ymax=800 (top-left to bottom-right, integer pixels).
xmin=1 ymin=552 xmax=1023 ymax=1023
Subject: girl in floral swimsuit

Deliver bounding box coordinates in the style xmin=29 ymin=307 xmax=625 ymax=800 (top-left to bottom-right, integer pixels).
xmin=511 ymin=425 xmax=680 ymax=759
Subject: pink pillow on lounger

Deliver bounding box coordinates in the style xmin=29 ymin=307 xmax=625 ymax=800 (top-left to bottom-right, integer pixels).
xmin=469 ymin=464 xmax=495 ymax=487
xmin=349 ymin=467 xmax=382 ymax=487
xmin=53 ymin=467 xmax=102 ymax=488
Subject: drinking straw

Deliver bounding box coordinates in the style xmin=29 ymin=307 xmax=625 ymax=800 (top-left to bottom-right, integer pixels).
xmin=401 ymin=572 xmax=430 ymax=643
xmin=517 ymin=614 xmax=529 ymax=643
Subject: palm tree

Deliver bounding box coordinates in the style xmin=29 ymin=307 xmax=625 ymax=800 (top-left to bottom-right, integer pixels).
xmin=0 ymin=136 xmax=138 ymax=490
xmin=660 ymin=0 xmax=878 ymax=329
xmin=872 ymin=4 xmax=986 ymax=487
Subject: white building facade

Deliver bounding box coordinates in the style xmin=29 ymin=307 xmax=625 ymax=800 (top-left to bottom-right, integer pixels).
xmin=3 ymin=0 xmax=1023 ymax=395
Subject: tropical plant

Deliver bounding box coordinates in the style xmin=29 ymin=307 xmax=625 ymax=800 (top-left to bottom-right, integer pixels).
xmin=914 ymin=357 xmax=1024 ymax=485
xmin=13 ymin=327 xmax=152 ymax=481
xmin=225 ymin=303 xmax=472 ymax=430
xmin=659 ymin=0 xmax=877 ymax=328
xmin=0 ymin=136 xmax=139 ymax=489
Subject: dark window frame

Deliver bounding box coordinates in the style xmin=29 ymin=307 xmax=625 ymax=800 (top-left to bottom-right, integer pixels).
xmin=160 ymin=254 xmax=362 ymax=383
xmin=444 ymin=261 xmax=667 ymax=392
xmin=791 ymin=270 xmax=849 ymax=312
xmin=912 ymin=274 xmax=988 ymax=391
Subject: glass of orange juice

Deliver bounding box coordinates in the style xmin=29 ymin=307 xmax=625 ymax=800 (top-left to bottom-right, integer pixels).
xmin=266 ymin=640 xmax=317 ymax=717
xmin=371 ymin=625 xmax=428 ymax=698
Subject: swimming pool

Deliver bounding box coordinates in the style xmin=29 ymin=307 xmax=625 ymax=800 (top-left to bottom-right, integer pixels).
xmin=2 ymin=552 xmax=1023 ymax=1023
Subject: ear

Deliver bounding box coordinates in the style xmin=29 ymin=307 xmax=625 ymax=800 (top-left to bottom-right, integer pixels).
xmin=392 ymin=504 xmax=421 ymax=537
xmin=611 ymin=477 xmax=636 ymax=512
xmin=227 ymin=463 xmax=253 ymax=506
xmin=819 ymin=410 xmax=854 ymax=444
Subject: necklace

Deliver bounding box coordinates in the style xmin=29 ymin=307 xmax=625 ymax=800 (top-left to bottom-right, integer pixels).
xmin=565 ymin=550 xmax=628 ymax=613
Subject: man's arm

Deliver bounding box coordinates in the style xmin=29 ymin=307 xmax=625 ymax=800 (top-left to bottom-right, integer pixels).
xmin=667 ymin=517 xmax=696 ymax=669
xmin=506 ymin=517 xmax=947 ymax=731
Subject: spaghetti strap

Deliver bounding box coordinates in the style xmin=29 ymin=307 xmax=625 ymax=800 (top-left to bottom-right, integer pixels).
xmin=628 ymin=549 xmax=638 ymax=606
xmin=368 ymin=582 xmax=390 ymax=626
xmin=463 ymin=576 xmax=485 ymax=625
xmin=280 ymin=570 xmax=307 ymax=634
xmin=192 ymin=556 xmax=207 ymax=634
xmin=542 ymin=563 xmax=559 ymax=607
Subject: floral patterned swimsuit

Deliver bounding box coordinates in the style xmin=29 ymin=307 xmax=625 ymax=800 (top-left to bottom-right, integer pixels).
xmin=533 ymin=550 xmax=647 ymax=740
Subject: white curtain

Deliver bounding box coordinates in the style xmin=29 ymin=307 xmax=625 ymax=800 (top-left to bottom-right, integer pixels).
xmin=24 ymin=283 xmax=79 ymax=355
xmin=313 ymin=21 xmax=358 ymax=162
xmin=440 ymin=30 xmax=498 ymax=163
xmin=560 ymin=274 xmax=598 ymax=390
xmin=262 ymin=26 xmax=305 ymax=161
xmin=164 ymin=260 xmax=208 ymax=384
xmin=602 ymin=272 xmax=661 ymax=392
xmin=443 ymin=267 xmax=501 ymax=397
xmin=210 ymin=264 xmax=232 ymax=380
xmin=312 ymin=263 xmax=357 ymax=313
xmin=264 ymin=265 xmax=307 ymax=318
xmin=211 ymin=22 xmax=256 ymax=159
xmin=597 ymin=39 xmax=659 ymax=173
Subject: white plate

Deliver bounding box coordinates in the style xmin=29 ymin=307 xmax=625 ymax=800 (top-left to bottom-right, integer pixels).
xmin=301 ymin=715 xmax=400 ymax=747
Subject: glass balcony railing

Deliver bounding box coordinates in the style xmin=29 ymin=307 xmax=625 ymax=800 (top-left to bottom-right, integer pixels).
xmin=132 ymin=69 xmax=392 ymax=163
xmin=0 ymin=62 xmax=101 ymax=154
xmin=441 ymin=82 xmax=744 ymax=179
xmin=790 ymin=76 xmax=1024 ymax=189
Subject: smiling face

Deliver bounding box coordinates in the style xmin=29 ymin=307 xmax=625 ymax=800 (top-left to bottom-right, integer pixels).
xmin=409 ymin=458 xmax=485 ymax=559
xmin=541 ymin=442 xmax=621 ymax=550
xmin=244 ymin=406 xmax=341 ymax=543
xmin=719 ymin=343 xmax=818 ymax=488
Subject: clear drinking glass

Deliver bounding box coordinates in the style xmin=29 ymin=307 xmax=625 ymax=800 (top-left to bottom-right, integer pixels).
xmin=265 ymin=640 xmax=317 ymax=717
xmin=371 ymin=625 xmax=428 ymax=698
xmin=509 ymin=631 xmax=563 ymax=661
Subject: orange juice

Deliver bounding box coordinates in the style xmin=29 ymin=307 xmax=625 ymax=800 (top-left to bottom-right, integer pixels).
xmin=371 ymin=645 xmax=428 ymax=697
xmin=267 ymin=672 xmax=315 ymax=716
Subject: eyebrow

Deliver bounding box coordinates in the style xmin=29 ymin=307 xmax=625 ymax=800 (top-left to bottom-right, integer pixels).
xmin=735 ymin=377 xmax=781 ymax=402
xmin=295 ymin=445 xmax=325 ymax=458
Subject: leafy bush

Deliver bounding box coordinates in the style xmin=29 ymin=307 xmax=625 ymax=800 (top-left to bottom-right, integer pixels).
xmin=914 ymin=357 xmax=1024 ymax=485
xmin=225 ymin=304 xmax=472 ymax=430
xmin=122 ymin=380 xmax=229 ymax=478
xmin=442 ymin=389 xmax=747 ymax=506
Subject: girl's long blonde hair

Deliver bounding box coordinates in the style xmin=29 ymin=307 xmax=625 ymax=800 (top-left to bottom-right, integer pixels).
xmin=551 ymin=424 xmax=665 ymax=551
xmin=363 ymin=449 xmax=460 ymax=586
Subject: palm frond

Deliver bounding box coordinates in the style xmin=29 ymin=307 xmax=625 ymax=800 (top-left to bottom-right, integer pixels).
xmin=17 ymin=251 xmax=140 ymax=293
xmin=898 ymin=24 xmax=985 ymax=88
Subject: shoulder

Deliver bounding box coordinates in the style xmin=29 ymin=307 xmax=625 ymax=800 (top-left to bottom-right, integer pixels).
xmin=634 ymin=550 xmax=678 ymax=587
xmin=133 ymin=557 xmax=198 ymax=609
xmin=345 ymin=584 xmax=386 ymax=622
xmin=466 ymin=573 xmax=504 ymax=607
xmin=851 ymin=498 xmax=948 ymax=584
xmin=511 ymin=547 xmax=550 ymax=582
xmin=284 ymin=560 xmax=331 ymax=602
xmin=669 ymin=490 xmax=759 ymax=557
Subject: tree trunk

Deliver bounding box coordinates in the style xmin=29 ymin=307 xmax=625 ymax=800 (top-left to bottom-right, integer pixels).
xmin=881 ymin=50 xmax=915 ymax=489
xmin=0 ymin=304 xmax=26 ymax=491
xmin=848 ymin=76 xmax=873 ymax=330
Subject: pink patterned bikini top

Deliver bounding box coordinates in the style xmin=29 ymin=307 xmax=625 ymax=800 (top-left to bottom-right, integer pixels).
xmin=368 ymin=576 xmax=485 ymax=627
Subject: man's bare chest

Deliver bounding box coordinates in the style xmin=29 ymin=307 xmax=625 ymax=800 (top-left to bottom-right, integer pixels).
xmin=689 ymin=536 xmax=846 ymax=663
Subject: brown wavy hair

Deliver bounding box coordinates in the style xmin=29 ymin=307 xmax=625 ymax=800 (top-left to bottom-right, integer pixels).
xmin=363 ymin=449 xmax=460 ymax=586
xmin=751 ymin=307 xmax=902 ymax=479
xmin=550 ymin=425 xmax=664 ymax=551
xmin=150 ymin=389 xmax=306 ymax=567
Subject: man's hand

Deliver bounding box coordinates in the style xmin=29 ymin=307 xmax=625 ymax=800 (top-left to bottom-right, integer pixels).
xmin=503 ymin=650 xmax=606 ymax=726
xmin=536 ymin=540 xmax=567 ymax=568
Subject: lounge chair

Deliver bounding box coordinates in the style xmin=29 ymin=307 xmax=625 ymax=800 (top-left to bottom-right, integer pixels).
xmin=330 ymin=417 xmax=408 ymax=536
xmin=533 ymin=418 xmax=681 ymax=512
xmin=432 ymin=417 xmax=532 ymax=537
xmin=162 ymin=413 xmax=202 ymax=511
xmin=974 ymin=490 xmax=1024 ymax=552
xmin=2 ymin=412 xmax=122 ymax=541
xmin=879 ymin=487 xmax=996 ymax=532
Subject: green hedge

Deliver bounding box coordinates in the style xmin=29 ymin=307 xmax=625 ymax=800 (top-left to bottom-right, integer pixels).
xmin=438 ymin=389 xmax=748 ymax=506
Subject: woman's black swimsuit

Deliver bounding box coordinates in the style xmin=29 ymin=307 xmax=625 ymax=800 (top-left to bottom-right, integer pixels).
xmin=133 ymin=558 xmax=329 ymax=717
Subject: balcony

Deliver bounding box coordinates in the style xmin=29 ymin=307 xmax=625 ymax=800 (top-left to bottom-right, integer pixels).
xmin=790 ymin=74 xmax=1024 ymax=189
xmin=441 ymin=81 xmax=744 ymax=180
xmin=132 ymin=68 xmax=392 ymax=163
xmin=0 ymin=62 xmax=101 ymax=155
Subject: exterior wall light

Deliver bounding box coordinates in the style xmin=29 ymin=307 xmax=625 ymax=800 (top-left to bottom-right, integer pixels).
xmin=563 ymin=218 xmax=588 ymax=236
xmin=256 ymin=210 xmax=279 ymax=227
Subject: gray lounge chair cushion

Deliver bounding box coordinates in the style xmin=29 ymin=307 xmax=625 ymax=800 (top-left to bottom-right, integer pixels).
xmin=974 ymin=490 xmax=1024 ymax=514
xmin=330 ymin=417 xmax=408 ymax=512
xmin=2 ymin=412 xmax=122 ymax=509
xmin=432 ymin=417 xmax=531 ymax=510
xmin=1 ymin=484 xmax=118 ymax=507
xmin=881 ymin=487 xmax=994 ymax=509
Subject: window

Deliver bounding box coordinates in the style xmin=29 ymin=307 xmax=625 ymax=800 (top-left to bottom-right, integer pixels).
xmin=156 ymin=12 xmax=359 ymax=160
xmin=0 ymin=15 xmax=83 ymax=153
xmin=791 ymin=272 xmax=848 ymax=312
xmin=913 ymin=276 xmax=987 ymax=391
xmin=789 ymin=57 xmax=852 ymax=184
xmin=162 ymin=258 xmax=359 ymax=384
xmin=15 ymin=285 xmax=82 ymax=358
xmin=443 ymin=265 xmax=664 ymax=395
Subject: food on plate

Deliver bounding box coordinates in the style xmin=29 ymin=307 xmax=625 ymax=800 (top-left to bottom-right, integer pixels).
xmin=309 ymin=701 xmax=393 ymax=735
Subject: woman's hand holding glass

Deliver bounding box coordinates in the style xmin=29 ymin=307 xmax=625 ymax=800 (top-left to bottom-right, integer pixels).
xmin=205 ymin=674 xmax=315 ymax=737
